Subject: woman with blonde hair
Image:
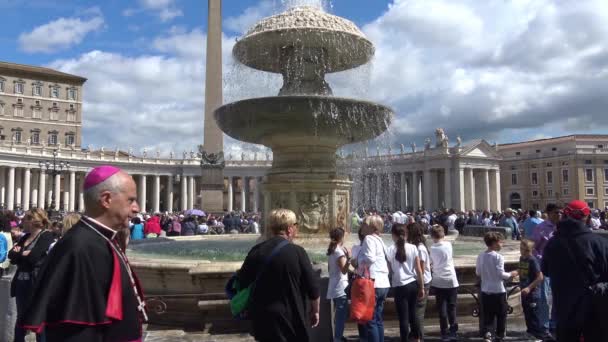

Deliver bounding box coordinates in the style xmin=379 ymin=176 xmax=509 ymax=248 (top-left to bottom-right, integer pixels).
xmin=9 ymin=208 xmax=54 ymax=342
xmin=62 ymin=213 xmax=81 ymax=235
xmin=237 ymin=209 xmax=320 ymax=342
xmin=358 ymin=214 xmax=390 ymax=342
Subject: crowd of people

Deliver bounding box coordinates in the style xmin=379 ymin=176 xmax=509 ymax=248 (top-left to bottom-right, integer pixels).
xmin=1 ymin=164 xmax=607 ymax=342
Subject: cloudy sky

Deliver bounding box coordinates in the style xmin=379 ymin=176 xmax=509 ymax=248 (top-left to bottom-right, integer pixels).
xmin=2 ymin=0 xmax=607 ymax=156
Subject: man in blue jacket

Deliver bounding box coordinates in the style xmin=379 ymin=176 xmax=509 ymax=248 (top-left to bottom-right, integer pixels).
xmin=541 ymin=200 xmax=608 ymax=341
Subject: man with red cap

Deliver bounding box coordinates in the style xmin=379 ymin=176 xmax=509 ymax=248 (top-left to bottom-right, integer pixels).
xmin=542 ymin=200 xmax=608 ymax=341
xmin=19 ymin=166 xmax=146 ymax=341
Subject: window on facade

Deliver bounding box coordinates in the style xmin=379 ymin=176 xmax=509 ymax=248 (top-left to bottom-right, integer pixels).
xmin=0 ymin=78 xmax=4 ymax=92
xmin=547 ymin=162 xmax=553 ymax=167
xmin=510 ymin=165 xmax=516 ymax=170
xmin=586 ymin=169 xmax=594 ymax=182
xmin=562 ymin=161 xmax=569 ymax=166
xmin=605 ymin=188 xmax=608 ymax=196
xmin=13 ymin=105 xmax=23 ymax=117
xmin=48 ymin=133 xmax=58 ymax=145
xmin=532 ymin=190 xmax=538 ymax=197
xmin=51 ymin=87 xmax=59 ymax=98
xmin=13 ymin=130 xmax=21 ymax=143
xmin=598 ymin=145 xmax=604 ymax=149
xmin=65 ymin=134 xmax=75 ymax=146
xmin=68 ymin=88 xmax=77 ymax=100
xmin=605 ymin=168 xmax=608 ymax=182
xmin=562 ymin=169 xmax=569 ymax=183
xmin=536 ymin=149 xmax=541 ymax=153
xmin=14 ymin=82 xmax=24 ymax=94
xmin=585 ymin=160 xmax=593 ymax=165
xmin=31 ymin=131 xmax=40 ymax=144
xmin=586 ymin=188 xmax=595 ymax=196
xmin=552 ymin=147 xmax=557 ymax=151
xmin=516 ymin=152 xmax=521 ymax=156
xmin=547 ymin=189 xmax=553 ymax=197
xmin=32 ymin=108 xmax=41 ymax=119
xmin=49 ymin=110 xmax=58 ymax=120
xmin=547 ymin=171 xmax=553 ymax=184
xmin=511 ymin=173 xmax=517 ymax=185
xmin=0 ymin=102 xmax=4 ymax=115
xmin=588 ymin=201 xmax=595 ymax=209
xmin=33 ymin=84 xmax=42 ymax=96
xmin=533 ymin=203 xmax=540 ymax=210
xmin=67 ymin=111 xmax=76 ymax=122
xmin=531 ymin=172 xmax=538 ymax=185
xmin=17 ymin=98 xmax=23 ymax=105
xmin=563 ymin=188 xmax=569 ymax=196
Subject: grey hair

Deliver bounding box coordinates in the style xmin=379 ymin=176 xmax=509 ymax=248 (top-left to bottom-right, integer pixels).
xmin=83 ymin=173 xmax=124 ymax=210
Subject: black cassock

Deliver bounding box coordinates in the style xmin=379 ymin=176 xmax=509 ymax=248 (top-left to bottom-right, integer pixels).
xmin=20 ymin=217 xmax=146 ymax=342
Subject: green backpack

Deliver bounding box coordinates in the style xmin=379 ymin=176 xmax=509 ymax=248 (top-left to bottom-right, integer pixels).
xmin=228 ymin=240 xmax=289 ymax=317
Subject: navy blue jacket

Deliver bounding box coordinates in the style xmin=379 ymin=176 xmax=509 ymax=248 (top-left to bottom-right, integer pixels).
xmin=541 ymin=218 xmax=608 ymax=325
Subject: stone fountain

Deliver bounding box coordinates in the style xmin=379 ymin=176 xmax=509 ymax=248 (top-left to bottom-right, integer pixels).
xmin=215 ymin=6 xmax=393 ymax=235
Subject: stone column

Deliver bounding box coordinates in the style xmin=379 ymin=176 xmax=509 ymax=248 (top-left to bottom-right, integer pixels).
xmin=78 ymin=173 xmax=85 ymax=211
xmin=180 ymin=174 xmax=187 ymax=211
xmin=455 ymin=168 xmax=466 ymax=212
xmin=138 ymin=175 xmax=147 ymax=212
xmin=241 ymin=177 xmax=247 ymax=212
xmin=388 ymin=173 xmax=395 ymax=211
xmin=253 ymin=178 xmax=259 ymax=212
xmin=375 ymin=173 xmax=381 ymax=210
xmin=63 ymin=191 xmax=69 ymax=211
xmin=0 ymin=167 xmax=5 ymax=207
xmin=23 ymin=168 xmax=31 ymax=210
xmin=153 ymin=175 xmax=160 ymax=213
xmin=203 ymin=0 xmax=223 ymax=154
xmin=400 ymin=172 xmax=407 ymax=210
xmin=38 ymin=171 xmax=46 ymax=209
xmin=490 ymin=169 xmax=501 ymax=211
xmin=227 ymin=177 xmax=234 ymax=212
xmin=165 ymin=175 xmax=174 ymax=212
xmin=482 ymin=169 xmax=491 ymax=210
xmin=188 ymin=176 xmax=195 ymax=209
xmin=465 ymin=168 xmax=476 ymax=210
xmin=69 ymin=171 xmax=75 ymax=212
xmin=444 ymin=168 xmax=452 ymax=209
xmin=423 ymin=169 xmax=432 ymax=210
xmin=54 ymin=174 xmax=61 ymax=209
xmin=412 ymin=172 xmax=419 ymax=210
xmin=15 ymin=169 xmax=22 ymax=208
xmin=7 ymin=167 xmax=15 ymax=210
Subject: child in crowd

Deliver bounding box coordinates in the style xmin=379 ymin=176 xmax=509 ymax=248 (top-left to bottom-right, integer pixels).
xmin=519 ymin=239 xmax=551 ymax=342
xmin=429 ymin=225 xmax=459 ymax=341
xmin=407 ymin=223 xmax=432 ymax=341
xmin=476 ymin=232 xmax=518 ymax=342
xmin=326 ymin=227 xmax=350 ymax=342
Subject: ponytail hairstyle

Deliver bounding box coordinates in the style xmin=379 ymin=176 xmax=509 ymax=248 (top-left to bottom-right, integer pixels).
xmin=406 ymin=222 xmax=426 ymax=247
xmin=327 ymin=227 xmax=345 ymax=256
xmin=391 ymin=223 xmax=408 ymax=263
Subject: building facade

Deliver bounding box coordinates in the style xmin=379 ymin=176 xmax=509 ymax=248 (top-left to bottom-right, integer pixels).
xmin=498 ymin=135 xmax=608 ymax=210
xmin=0 ymin=62 xmax=86 ymax=148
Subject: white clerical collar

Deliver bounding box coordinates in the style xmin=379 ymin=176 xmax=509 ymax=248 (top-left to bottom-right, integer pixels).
xmin=83 ymin=215 xmax=118 ymax=240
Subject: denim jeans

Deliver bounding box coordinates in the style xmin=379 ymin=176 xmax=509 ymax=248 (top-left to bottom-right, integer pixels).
xmin=522 ymin=295 xmax=550 ymax=339
xmin=413 ymin=284 xmax=430 ymax=340
xmin=433 ymin=287 xmax=459 ymax=336
xmin=538 ymin=277 xmax=552 ymax=331
xmin=332 ymin=296 xmax=349 ymax=342
xmin=360 ymin=287 xmax=389 ymax=342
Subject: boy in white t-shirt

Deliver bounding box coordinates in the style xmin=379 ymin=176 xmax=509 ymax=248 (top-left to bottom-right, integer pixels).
xmin=326 ymin=228 xmax=350 ymax=342
xmin=476 ymin=232 xmax=518 ymax=342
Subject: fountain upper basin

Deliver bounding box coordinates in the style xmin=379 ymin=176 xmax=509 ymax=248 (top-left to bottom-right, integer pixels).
xmin=214 ymin=95 xmax=393 ymax=147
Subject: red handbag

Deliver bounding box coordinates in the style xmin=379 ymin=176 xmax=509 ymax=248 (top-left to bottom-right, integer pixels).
xmin=349 ymin=269 xmax=375 ymax=324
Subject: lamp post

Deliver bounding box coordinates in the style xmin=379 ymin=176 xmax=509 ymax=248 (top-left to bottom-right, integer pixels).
xmin=38 ymin=148 xmax=70 ymax=216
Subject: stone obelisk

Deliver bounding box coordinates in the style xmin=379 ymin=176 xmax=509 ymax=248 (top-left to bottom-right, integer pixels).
xmin=200 ymin=0 xmax=225 ymax=212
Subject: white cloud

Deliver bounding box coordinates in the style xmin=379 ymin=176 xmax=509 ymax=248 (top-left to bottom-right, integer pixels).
xmin=125 ymin=0 xmax=182 ymax=22
xmin=18 ymin=13 xmax=104 ymax=53
xmin=225 ymin=0 xmax=275 ymax=33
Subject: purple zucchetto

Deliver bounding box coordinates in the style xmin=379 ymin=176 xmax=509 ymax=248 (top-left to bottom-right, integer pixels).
xmin=84 ymin=166 xmax=122 ymax=190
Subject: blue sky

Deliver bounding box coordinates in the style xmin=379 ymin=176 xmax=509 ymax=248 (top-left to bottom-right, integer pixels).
xmin=2 ymin=0 xmax=607 ymax=155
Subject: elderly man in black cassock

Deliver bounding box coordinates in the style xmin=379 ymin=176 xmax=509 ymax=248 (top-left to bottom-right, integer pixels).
xmin=20 ymin=165 xmax=147 ymax=342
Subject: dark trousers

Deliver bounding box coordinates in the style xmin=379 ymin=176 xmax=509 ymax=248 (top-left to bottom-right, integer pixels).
xmin=14 ymin=277 xmax=46 ymax=342
xmin=433 ymin=286 xmax=458 ymax=336
xmin=481 ymin=292 xmax=507 ymax=338
xmin=394 ymin=282 xmax=420 ymax=342
xmin=522 ymin=296 xmax=550 ymax=339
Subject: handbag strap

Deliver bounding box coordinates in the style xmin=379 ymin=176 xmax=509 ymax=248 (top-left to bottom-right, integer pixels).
xmin=255 ymin=239 xmax=289 ymax=283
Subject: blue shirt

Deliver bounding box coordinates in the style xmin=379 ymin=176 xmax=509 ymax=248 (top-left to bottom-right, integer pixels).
xmin=519 ymin=255 xmax=541 ymax=298
xmin=0 ymin=233 xmax=7 ymax=263
xmin=522 ymin=217 xmax=543 ymax=238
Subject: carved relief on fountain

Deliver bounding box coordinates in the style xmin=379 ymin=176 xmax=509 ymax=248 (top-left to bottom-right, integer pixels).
xmin=297 ymin=193 xmax=329 ymax=233
xmin=335 ymin=192 xmax=349 ymax=229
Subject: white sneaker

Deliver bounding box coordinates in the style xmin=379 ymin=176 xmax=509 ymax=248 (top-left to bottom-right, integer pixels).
xmin=483 ymin=332 xmax=492 ymax=342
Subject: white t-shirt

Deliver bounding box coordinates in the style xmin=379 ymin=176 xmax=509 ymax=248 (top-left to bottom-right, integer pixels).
xmin=358 ymin=235 xmax=391 ymax=288
xmin=327 ymin=247 xmax=349 ymax=299
xmin=447 ymin=214 xmax=458 ymax=230
xmin=430 ymin=241 xmax=459 ymax=288
xmin=417 ymin=243 xmax=432 ymax=285
xmin=387 ymin=243 xmax=419 ymax=287
xmin=476 ymin=250 xmax=511 ymax=294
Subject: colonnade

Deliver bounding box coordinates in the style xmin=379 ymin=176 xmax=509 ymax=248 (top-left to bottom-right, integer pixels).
xmin=351 ymin=167 xmax=501 ymax=212
xmin=225 ymin=176 xmax=262 ymax=213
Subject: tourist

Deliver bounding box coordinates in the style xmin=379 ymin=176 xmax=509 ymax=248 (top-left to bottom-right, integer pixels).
xmin=251 ymin=216 xmax=260 ymax=234
xmin=130 ymin=216 xmax=145 ymax=240
xmin=542 ymin=200 xmax=608 ymax=341
xmin=144 ymin=213 xmax=162 ymax=238
xmin=531 ymin=203 xmax=561 ymax=333
xmin=237 ymin=208 xmax=319 ymax=342
xmin=476 ymin=231 xmax=518 ymax=342
xmin=518 ymin=239 xmax=551 ymax=341
xmin=522 ymin=210 xmax=543 ymax=238
xmin=429 ymin=225 xmax=459 ymax=341
xmin=198 ymin=217 xmax=209 ymax=234
xmin=9 ymin=208 xmax=54 ymax=342
xmin=0 ymin=214 xmax=13 ymax=276
xmin=388 ymin=223 xmax=424 ymax=342
xmin=167 ymin=215 xmax=181 ymax=236
xmin=181 ymin=216 xmax=197 ymax=236
xmin=500 ymin=208 xmax=520 ymax=240
xmin=358 ymin=214 xmax=390 ymax=342
xmin=446 ymin=209 xmax=458 ymax=232
xmin=48 ymin=213 xmax=82 ymax=251
xmin=407 ymin=222 xmax=431 ymax=341
xmin=589 ymin=210 xmax=602 ymax=230
xmin=481 ymin=211 xmax=495 ymax=227
xmin=326 ymin=227 xmax=350 ymax=342
xmin=20 ymin=166 xmax=146 ymax=341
